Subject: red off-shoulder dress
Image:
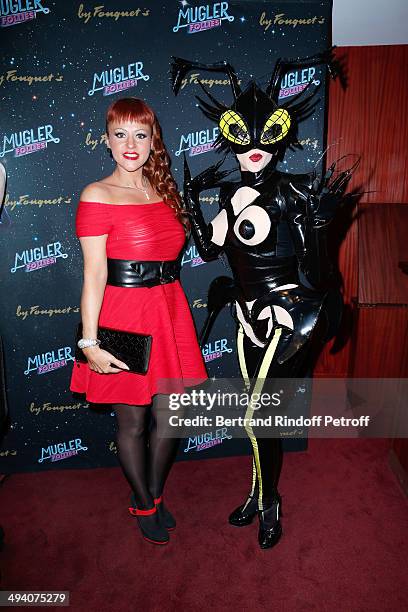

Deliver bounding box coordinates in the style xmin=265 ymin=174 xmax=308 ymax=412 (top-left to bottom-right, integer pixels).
xmin=69 ymin=200 xmax=207 ymax=405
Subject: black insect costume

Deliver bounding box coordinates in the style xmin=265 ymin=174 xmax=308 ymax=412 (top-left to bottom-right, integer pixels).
xmin=171 ymin=50 xmax=355 ymax=549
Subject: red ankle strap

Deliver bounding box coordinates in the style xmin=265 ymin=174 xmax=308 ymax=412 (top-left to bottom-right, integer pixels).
xmin=154 ymin=496 xmax=163 ymax=505
xmin=128 ymin=506 xmax=156 ymax=517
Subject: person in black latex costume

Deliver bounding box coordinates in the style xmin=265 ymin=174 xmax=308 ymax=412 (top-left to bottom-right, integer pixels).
xmin=171 ymin=50 xmax=355 ymax=549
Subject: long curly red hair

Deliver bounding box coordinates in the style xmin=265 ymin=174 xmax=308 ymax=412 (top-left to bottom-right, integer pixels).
xmin=105 ymin=97 xmax=189 ymax=233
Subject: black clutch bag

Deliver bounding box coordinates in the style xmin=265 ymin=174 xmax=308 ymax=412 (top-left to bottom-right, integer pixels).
xmin=75 ymin=323 xmax=152 ymax=375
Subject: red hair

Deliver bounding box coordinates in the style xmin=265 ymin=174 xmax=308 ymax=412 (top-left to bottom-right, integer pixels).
xmin=105 ymin=97 xmax=189 ymax=232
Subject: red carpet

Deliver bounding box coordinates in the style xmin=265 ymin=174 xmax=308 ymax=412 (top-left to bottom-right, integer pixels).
xmin=1 ymin=439 xmax=407 ymax=611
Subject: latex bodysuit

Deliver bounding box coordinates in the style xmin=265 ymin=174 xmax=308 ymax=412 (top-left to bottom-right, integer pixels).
xmin=171 ymin=50 xmax=354 ymax=549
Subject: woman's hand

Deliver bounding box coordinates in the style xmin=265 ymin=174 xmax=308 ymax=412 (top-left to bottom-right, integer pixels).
xmin=81 ymin=345 xmax=130 ymax=374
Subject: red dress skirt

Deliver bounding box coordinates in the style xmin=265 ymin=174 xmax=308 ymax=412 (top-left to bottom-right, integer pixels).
xmin=70 ymin=200 xmax=207 ymax=405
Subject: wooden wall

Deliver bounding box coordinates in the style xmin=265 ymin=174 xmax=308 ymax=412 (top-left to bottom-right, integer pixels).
xmin=315 ymin=45 xmax=408 ymax=376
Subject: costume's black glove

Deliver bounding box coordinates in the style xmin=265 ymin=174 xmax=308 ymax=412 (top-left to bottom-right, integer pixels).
xmin=290 ymin=162 xmax=352 ymax=227
xmin=183 ymin=154 xmax=233 ymax=261
xmin=288 ymin=162 xmax=353 ymax=289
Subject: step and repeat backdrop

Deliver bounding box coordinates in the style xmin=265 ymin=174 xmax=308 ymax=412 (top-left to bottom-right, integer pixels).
xmin=0 ymin=0 xmax=332 ymax=472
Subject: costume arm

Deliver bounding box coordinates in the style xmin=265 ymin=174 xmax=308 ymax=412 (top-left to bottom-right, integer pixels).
xmin=286 ymin=163 xmax=352 ymax=289
xmin=183 ymin=155 xmax=233 ymax=261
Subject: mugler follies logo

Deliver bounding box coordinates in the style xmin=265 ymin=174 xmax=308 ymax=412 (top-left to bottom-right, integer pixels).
xmin=279 ymin=67 xmax=319 ymax=100
xmin=181 ymin=245 xmax=205 ymax=268
xmin=173 ymin=1 xmax=234 ymax=34
xmin=183 ymin=427 xmax=232 ymax=452
xmin=0 ymin=0 xmax=50 ymax=27
xmin=38 ymin=438 xmax=88 ymax=463
xmin=175 ymin=126 xmax=219 ymax=157
xmin=24 ymin=346 xmax=74 ymax=375
xmin=88 ymin=61 xmax=150 ymax=96
xmin=11 ymin=240 xmax=68 ymax=273
xmin=202 ymin=338 xmax=233 ymax=363
xmin=0 ymin=124 xmax=60 ymax=158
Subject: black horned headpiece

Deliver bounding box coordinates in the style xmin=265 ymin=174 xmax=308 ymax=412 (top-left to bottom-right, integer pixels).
xmin=171 ymin=48 xmax=339 ymax=158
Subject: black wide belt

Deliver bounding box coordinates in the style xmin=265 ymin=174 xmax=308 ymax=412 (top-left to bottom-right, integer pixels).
xmin=107 ymin=258 xmax=180 ymax=288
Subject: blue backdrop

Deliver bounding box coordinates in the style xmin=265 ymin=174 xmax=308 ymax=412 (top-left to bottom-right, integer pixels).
xmin=0 ymin=0 xmax=332 ymax=472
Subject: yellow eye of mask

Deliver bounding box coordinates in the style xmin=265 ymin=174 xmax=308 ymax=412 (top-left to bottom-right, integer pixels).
xmin=219 ymin=110 xmax=251 ymax=145
xmin=260 ymin=109 xmax=291 ymax=144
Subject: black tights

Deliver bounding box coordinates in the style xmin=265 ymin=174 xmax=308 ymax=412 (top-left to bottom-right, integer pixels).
xmin=113 ymin=399 xmax=181 ymax=509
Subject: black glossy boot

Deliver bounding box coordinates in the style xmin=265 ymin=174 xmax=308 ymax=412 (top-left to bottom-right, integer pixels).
xmin=229 ymin=495 xmax=258 ymax=527
xmin=258 ymin=497 xmax=282 ymax=550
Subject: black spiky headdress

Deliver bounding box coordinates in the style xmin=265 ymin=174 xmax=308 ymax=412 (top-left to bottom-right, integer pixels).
xmin=171 ymin=48 xmax=338 ymax=157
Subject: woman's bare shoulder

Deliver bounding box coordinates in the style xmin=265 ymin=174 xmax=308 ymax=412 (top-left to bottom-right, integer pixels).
xmin=79 ymin=181 xmax=112 ymax=203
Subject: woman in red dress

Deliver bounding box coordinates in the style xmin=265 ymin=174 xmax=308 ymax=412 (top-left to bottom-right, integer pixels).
xmin=70 ymin=97 xmax=207 ymax=545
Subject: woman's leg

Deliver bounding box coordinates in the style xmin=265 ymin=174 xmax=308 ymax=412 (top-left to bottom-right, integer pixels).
xmin=242 ymin=327 xmax=284 ymax=511
xmin=228 ymin=325 xmax=271 ymax=526
xmin=113 ymin=403 xmax=153 ymax=508
xmin=245 ymin=326 xmax=318 ymax=509
xmin=147 ymin=396 xmax=181 ymax=499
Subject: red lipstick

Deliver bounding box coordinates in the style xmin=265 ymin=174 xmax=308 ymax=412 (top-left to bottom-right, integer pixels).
xmin=123 ymin=152 xmax=139 ymax=160
xmin=249 ymin=153 xmax=263 ymax=162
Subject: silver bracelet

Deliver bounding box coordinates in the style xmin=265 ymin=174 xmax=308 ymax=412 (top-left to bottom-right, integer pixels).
xmin=77 ymin=338 xmax=101 ymax=350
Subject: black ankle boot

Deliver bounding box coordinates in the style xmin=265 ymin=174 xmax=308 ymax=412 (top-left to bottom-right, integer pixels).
xmin=258 ymin=497 xmax=282 ymax=550
xmin=154 ymin=496 xmax=176 ymax=531
xmin=229 ymin=495 xmax=258 ymax=527
xmin=128 ymin=496 xmax=169 ymax=545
